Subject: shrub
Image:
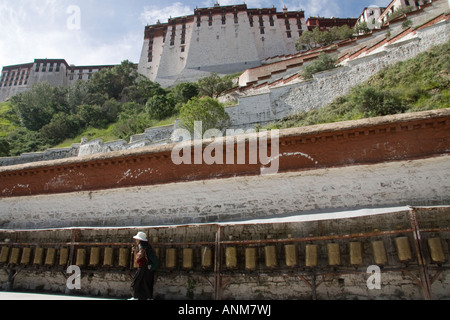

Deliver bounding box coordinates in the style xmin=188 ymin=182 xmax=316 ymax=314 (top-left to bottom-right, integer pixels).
xmin=301 ymin=53 xmax=337 ymax=79
xmin=179 ymin=97 xmax=231 ymax=135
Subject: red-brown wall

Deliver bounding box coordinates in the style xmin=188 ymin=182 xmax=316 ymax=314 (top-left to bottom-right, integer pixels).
xmin=1 ymin=109 xmax=449 ymax=198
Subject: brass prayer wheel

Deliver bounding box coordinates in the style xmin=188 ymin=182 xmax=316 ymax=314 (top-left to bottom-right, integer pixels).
xmin=327 ymin=243 xmax=341 ymax=266
xmin=245 ymin=247 xmax=257 ymax=270
xmin=395 ymin=237 xmax=412 ymax=262
xmin=103 ymin=247 xmax=114 ymax=267
xmin=265 ymin=245 xmax=277 ymax=268
xmin=305 ymin=244 xmax=318 ymax=267
xmin=201 ymin=247 xmax=212 ymax=269
xmin=165 ymin=248 xmax=177 ymax=269
xmin=0 ymin=247 xmax=9 ymax=264
xmin=183 ymin=248 xmax=194 ymax=269
xmin=284 ymin=244 xmax=298 ymax=267
xmin=349 ymin=242 xmax=363 ymax=266
xmin=428 ymin=237 xmax=446 ymax=263
xmin=59 ymin=248 xmax=69 ymax=266
xmin=372 ymin=241 xmax=387 ymax=265
xmin=225 ymin=247 xmax=237 ymax=269
xmin=89 ymin=247 xmax=101 ymax=267
xmin=45 ymin=248 xmax=56 ymax=266
xmin=21 ymin=247 xmax=32 ymax=265
xmin=76 ymin=248 xmax=87 ymax=267
xmin=33 ymin=247 xmax=44 ymax=265
xmin=9 ymin=247 xmax=20 ymax=265
xmin=118 ymin=248 xmax=130 ymax=268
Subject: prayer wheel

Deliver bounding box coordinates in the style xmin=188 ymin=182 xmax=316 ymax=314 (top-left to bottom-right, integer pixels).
xmin=245 ymin=247 xmax=257 ymax=270
xmin=76 ymin=248 xmax=87 ymax=267
xmin=225 ymin=247 xmax=237 ymax=269
xmin=349 ymin=242 xmax=363 ymax=266
xmin=45 ymin=248 xmax=56 ymax=266
xmin=118 ymin=248 xmax=130 ymax=268
xmin=372 ymin=241 xmax=387 ymax=265
xmin=103 ymin=247 xmax=114 ymax=267
xmin=0 ymin=247 xmax=9 ymax=264
xmin=21 ymin=247 xmax=32 ymax=265
xmin=59 ymin=248 xmax=69 ymax=266
xmin=89 ymin=247 xmax=101 ymax=267
xmin=395 ymin=237 xmax=412 ymax=262
xmin=265 ymin=245 xmax=277 ymax=268
xmin=201 ymin=247 xmax=212 ymax=269
xmin=165 ymin=248 xmax=177 ymax=269
xmin=284 ymin=244 xmax=298 ymax=267
xmin=154 ymin=247 xmax=161 ymax=260
xmin=305 ymin=244 xmax=318 ymax=267
xmin=428 ymin=237 xmax=446 ymax=263
xmin=183 ymin=248 xmax=194 ymax=269
xmin=327 ymin=243 xmax=341 ymax=266
xmin=9 ymin=248 xmax=21 ymax=265
xmin=34 ymin=247 xmax=44 ymax=265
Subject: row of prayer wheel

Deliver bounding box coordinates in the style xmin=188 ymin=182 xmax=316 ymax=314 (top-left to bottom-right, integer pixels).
xmin=224 ymin=237 xmax=448 ymax=269
xmin=0 ymin=237 xmax=447 ymax=269
xmin=0 ymin=247 xmax=134 ymax=268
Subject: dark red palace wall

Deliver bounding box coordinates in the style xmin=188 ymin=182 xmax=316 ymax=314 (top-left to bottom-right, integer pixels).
xmin=1 ymin=109 xmax=449 ymax=198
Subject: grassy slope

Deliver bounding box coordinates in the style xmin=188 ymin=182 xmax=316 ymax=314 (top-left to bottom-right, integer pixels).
xmin=267 ymin=40 xmax=450 ymax=130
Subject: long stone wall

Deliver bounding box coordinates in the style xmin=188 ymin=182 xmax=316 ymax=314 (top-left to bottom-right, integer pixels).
xmin=0 ymin=206 xmax=448 ymax=300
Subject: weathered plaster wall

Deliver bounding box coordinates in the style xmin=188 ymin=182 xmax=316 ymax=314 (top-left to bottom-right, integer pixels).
xmin=0 ymin=155 xmax=449 ymax=230
xmin=1 ymin=207 xmax=448 ymax=300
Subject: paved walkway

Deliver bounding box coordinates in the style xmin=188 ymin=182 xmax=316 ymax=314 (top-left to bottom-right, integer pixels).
xmin=0 ymin=291 xmax=115 ymax=300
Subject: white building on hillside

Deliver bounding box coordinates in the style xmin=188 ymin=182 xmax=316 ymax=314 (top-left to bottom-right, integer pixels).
xmin=137 ymin=3 xmax=306 ymax=87
xmin=0 ymin=59 xmax=115 ymax=102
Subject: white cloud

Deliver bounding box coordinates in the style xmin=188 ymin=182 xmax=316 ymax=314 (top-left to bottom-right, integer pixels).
xmin=296 ymin=0 xmax=341 ymax=17
xmin=140 ymin=2 xmax=193 ymax=25
xmin=0 ymin=1 xmax=141 ymax=68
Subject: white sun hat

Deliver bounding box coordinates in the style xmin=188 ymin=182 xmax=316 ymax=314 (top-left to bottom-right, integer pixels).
xmin=133 ymin=232 xmax=148 ymax=242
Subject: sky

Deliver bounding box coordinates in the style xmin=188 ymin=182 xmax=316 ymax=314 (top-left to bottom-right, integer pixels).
xmin=0 ymin=0 xmax=391 ymax=69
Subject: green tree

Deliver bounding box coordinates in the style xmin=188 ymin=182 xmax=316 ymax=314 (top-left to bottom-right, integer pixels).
xmin=301 ymin=53 xmax=337 ymax=79
xmin=7 ymin=127 xmax=48 ymax=156
xmin=349 ymin=86 xmax=405 ymax=117
xmin=171 ymin=82 xmax=199 ymax=104
xmin=77 ymin=104 xmax=107 ymax=128
xmin=112 ymin=102 xmax=153 ymax=140
xmin=179 ymin=97 xmax=231 ymax=135
xmin=145 ymin=94 xmax=175 ymax=120
xmin=0 ymin=138 xmax=10 ymax=157
xmin=11 ymin=83 xmax=59 ymax=131
xmin=354 ymin=21 xmax=370 ymax=35
xmin=101 ymin=98 xmax=122 ymax=123
xmin=39 ymin=112 xmax=82 ymax=145
xmin=197 ymin=73 xmax=233 ymax=98
xmin=67 ymin=80 xmax=89 ymax=114
xmin=88 ymin=60 xmax=139 ymax=100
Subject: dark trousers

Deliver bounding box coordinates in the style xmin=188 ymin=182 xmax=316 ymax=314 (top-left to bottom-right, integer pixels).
xmin=131 ymin=267 xmax=155 ymax=300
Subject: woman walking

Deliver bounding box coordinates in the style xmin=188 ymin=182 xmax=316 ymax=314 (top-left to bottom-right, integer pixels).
xmin=129 ymin=232 xmax=159 ymax=300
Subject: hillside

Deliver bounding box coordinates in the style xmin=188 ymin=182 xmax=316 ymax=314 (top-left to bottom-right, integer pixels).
xmin=0 ymin=38 xmax=448 ymax=159
xmin=266 ymin=40 xmax=450 ymax=130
